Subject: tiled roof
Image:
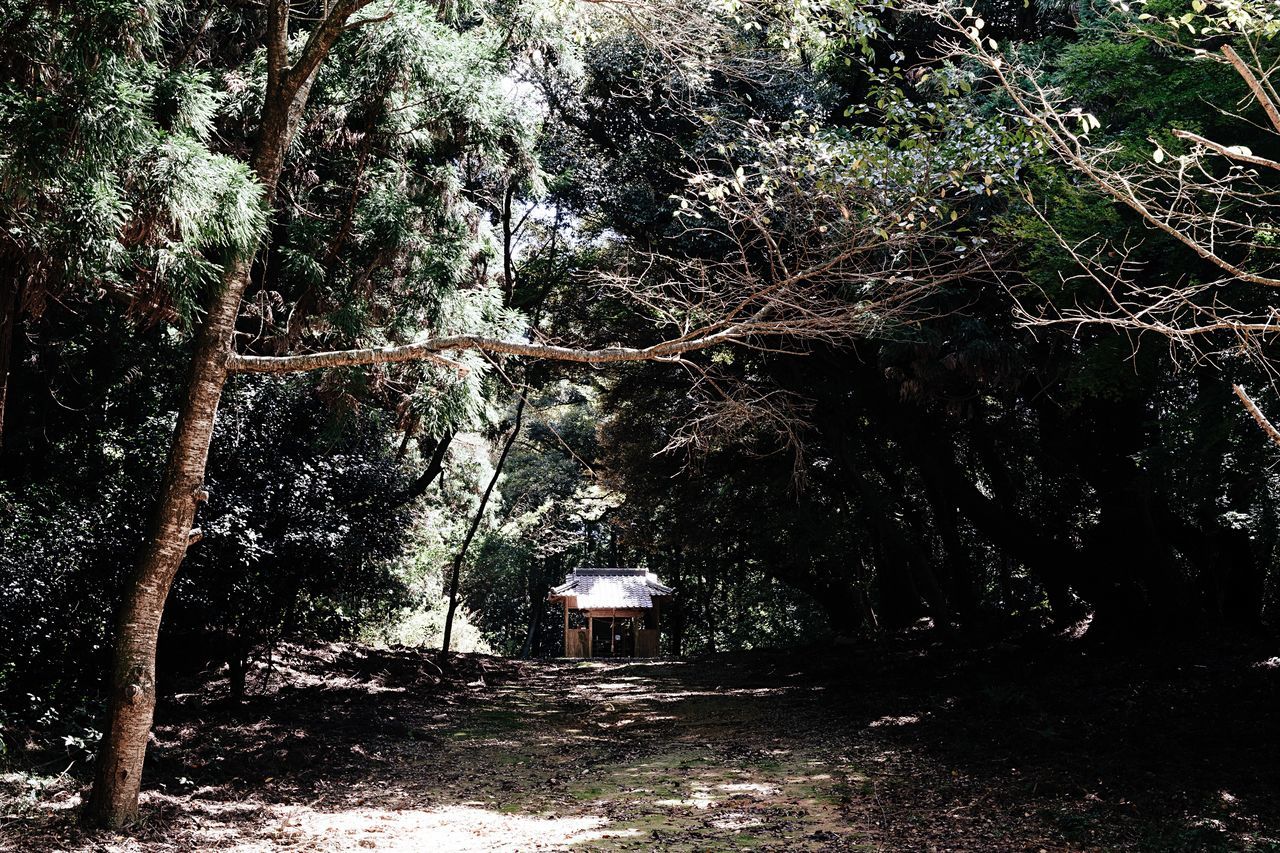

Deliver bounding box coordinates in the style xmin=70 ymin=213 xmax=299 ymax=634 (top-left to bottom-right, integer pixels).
xmin=550 ymin=567 xmax=673 ymax=609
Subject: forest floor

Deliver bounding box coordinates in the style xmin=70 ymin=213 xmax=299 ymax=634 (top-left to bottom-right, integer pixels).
xmin=4 ymin=633 xmax=1280 ymax=852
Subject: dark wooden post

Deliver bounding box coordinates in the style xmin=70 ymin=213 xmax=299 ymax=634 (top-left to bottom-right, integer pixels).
xmin=562 ymin=599 xmax=568 ymax=656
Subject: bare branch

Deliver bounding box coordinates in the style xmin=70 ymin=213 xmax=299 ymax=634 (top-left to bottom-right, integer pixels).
xmin=919 ymin=3 xmax=1280 ymax=289
xmin=228 ymin=328 xmax=749 ymax=374
xmin=1222 ymin=44 xmax=1280 ymax=136
xmin=286 ymin=0 xmax=383 ymax=93
xmin=1234 ymin=384 xmax=1280 ymax=447
xmin=1171 ymin=129 xmax=1280 ymax=172
xmin=909 ymin=1 xmax=1280 ymax=378
xmin=344 ymin=9 xmax=394 ymax=30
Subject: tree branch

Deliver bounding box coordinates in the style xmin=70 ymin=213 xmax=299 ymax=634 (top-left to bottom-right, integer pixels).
xmin=392 ymin=431 xmax=454 ymax=508
xmin=1233 ymin=384 xmax=1280 ymax=447
xmin=287 ymin=0 xmax=381 ymax=93
xmin=944 ymin=13 xmax=1280 ymax=288
xmin=1171 ymin=128 xmax=1280 ymax=172
xmin=439 ymin=397 xmax=526 ymax=666
xmin=344 ymin=9 xmax=394 ymax=30
xmin=1221 ymin=44 xmax=1280 ymax=136
xmin=225 ymin=328 xmax=741 ymax=374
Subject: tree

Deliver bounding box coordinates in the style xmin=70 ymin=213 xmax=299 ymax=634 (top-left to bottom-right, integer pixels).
xmin=86 ymin=1 xmax=389 ymax=826
xmin=5 ymin=1 xmax=1280 ymax=833
xmin=923 ymin=0 xmax=1280 ymax=442
xmin=79 ymin=0 xmax=978 ymax=827
xmin=547 ymin=0 xmax=1280 ymax=640
xmin=0 ymin=0 xmax=264 ymax=449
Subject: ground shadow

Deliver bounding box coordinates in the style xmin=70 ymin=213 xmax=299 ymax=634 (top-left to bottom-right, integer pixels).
xmin=6 ymin=636 xmax=1280 ymax=851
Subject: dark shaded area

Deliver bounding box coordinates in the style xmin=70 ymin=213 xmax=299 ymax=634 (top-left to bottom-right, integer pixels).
xmin=7 ymin=636 xmax=1279 ymax=851
xmin=146 ymin=646 xmax=524 ymax=797
xmin=817 ymin=634 xmax=1280 ymax=851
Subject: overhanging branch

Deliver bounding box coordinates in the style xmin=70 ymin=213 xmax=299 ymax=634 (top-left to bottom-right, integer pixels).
xmin=225 ymin=330 xmax=737 ymax=374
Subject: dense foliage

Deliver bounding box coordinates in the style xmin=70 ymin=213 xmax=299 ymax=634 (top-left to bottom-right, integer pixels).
xmin=3 ymin=0 xmax=1280 ymax=807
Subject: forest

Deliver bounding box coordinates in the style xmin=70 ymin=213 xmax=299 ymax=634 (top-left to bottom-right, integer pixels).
xmin=2 ymin=0 xmax=1280 ymax=849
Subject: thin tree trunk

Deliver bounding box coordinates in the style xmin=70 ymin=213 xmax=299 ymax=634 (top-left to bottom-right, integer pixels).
xmin=501 ymin=182 xmax=516 ymax=301
xmin=395 ymin=415 xmax=419 ymax=460
xmin=520 ymin=564 xmax=545 ymax=659
xmin=0 ymin=275 xmax=19 ymax=452
xmin=697 ymin=568 xmax=717 ymax=654
xmin=85 ymin=2 xmax=364 ymax=827
xmin=392 ymin=430 xmax=453 ymax=507
xmin=439 ymin=398 xmax=525 ymax=668
xmin=670 ymin=546 xmax=685 ymax=656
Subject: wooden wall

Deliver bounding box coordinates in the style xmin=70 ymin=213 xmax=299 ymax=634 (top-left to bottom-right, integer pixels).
xmin=564 ymin=628 xmax=589 ymax=658
xmin=561 ymin=618 xmax=660 ymax=658
xmin=635 ymin=629 xmax=659 ymax=658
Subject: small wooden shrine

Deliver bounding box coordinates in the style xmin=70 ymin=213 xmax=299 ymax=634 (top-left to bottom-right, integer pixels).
xmin=549 ymin=567 xmax=673 ymax=658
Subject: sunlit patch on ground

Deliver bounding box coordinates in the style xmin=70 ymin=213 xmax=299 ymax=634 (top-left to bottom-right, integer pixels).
xmin=717 ymin=782 xmax=781 ymax=796
xmin=270 ymin=804 xmax=631 ymax=852
xmin=653 ymin=791 xmax=718 ymax=809
xmin=783 ymin=772 xmax=832 ymax=784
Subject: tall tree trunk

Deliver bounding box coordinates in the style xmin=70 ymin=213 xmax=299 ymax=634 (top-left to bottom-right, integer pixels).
xmin=0 ymin=274 xmax=19 ymax=452
xmin=696 ymin=568 xmax=717 ymax=653
xmin=440 ymin=397 xmax=525 ymax=667
xmin=520 ymin=562 xmax=546 ymax=659
xmin=85 ymin=252 xmax=250 ymax=826
xmin=85 ymin=3 xmax=361 ymax=827
xmin=817 ymin=412 xmax=951 ymax=628
xmin=917 ymin=464 xmax=980 ymax=625
xmin=669 ymin=545 xmax=685 ymax=656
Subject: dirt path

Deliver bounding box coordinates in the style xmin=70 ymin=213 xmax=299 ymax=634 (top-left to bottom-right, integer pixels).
xmin=263 ymin=658 xmax=869 ymax=852
xmin=8 ymin=639 xmax=1280 ymax=851
xmin=11 ymin=652 xmax=874 ymax=852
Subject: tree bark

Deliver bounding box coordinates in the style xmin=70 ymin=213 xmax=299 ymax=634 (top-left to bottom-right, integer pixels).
xmin=225 ymin=324 xmax=752 ymax=374
xmin=85 ymin=249 xmax=250 ymax=827
xmin=85 ymin=1 xmax=369 ymax=827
